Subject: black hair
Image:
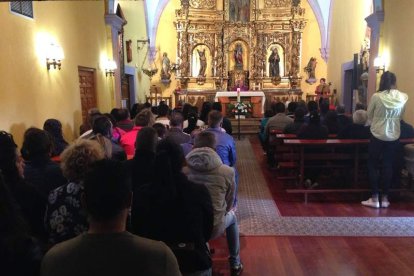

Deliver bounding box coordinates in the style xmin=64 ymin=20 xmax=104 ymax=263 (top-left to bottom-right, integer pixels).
xmin=84 ymin=159 xmax=131 ymax=221
xmin=211 ymin=102 xmax=223 ymax=112
xmin=182 ymin=103 xmax=193 ymax=120
xmin=184 ymin=112 xmax=199 ymax=134
xmin=157 ymin=104 xmax=170 ymax=117
xmin=307 ymin=101 xmax=318 ymax=113
xmin=264 ymin=109 xmax=274 ymax=118
xmin=287 ymin=102 xmax=298 ymax=113
xmin=309 ymin=111 xmax=320 ymax=124
xmin=378 ymin=71 xmax=396 ymax=92
xmin=275 ymin=102 xmax=286 ymax=114
xmin=21 ymin=128 xmax=52 ymax=161
xmin=200 ymin=102 xmax=212 ymax=124
xmin=135 ymin=127 xmax=158 ymax=153
xmin=319 ymin=99 xmax=330 ymax=114
xmin=152 ymin=123 xmax=167 ymax=139
xmin=170 ymin=113 xmax=184 ymax=127
xmin=92 ymin=116 xmax=112 ymax=138
xmin=294 ymin=108 xmax=305 ymax=121
xmin=0 ymin=131 xmax=20 ymax=183
xmin=43 ymin=119 xmax=68 ymax=157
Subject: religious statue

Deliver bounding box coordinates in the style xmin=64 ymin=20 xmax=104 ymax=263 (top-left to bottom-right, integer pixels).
xmin=229 ymin=0 xmax=250 ymax=23
xmin=197 ymin=48 xmax=207 ymax=77
xmin=161 ymin=52 xmax=171 ymax=82
xmin=234 ymin=43 xmax=243 ymax=70
xmin=361 ymin=49 xmax=369 ymax=72
xmin=268 ymin=47 xmax=280 ymax=78
xmin=304 ymin=57 xmax=317 ymax=84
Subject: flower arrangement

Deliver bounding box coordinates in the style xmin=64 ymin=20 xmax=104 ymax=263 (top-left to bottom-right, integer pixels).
xmin=229 ymin=102 xmax=253 ymax=116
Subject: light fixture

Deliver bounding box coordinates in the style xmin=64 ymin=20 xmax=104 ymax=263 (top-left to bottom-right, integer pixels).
xmin=46 ymin=43 xmax=64 ymax=70
xmin=104 ymin=59 xmax=117 ymax=76
xmin=374 ymin=56 xmax=385 ymax=73
xmin=137 ymin=38 xmax=150 ymax=51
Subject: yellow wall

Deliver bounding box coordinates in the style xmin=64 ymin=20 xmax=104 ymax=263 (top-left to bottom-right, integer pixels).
xmin=327 ymin=0 xmax=372 ymax=99
xmin=381 ymin=0 xmax=413 ymax=124
xmin=155 ymin=0 xmax=326 ymax=99
xmin=301 ymin=0 xmax=327 ymax=95
xmin=119 ymin=0 xmax=149 ymax=103
xmin=0 ymin=1 xmax=112 ymax=146
xmin=154 ymin=0 xmax=180 ymax=100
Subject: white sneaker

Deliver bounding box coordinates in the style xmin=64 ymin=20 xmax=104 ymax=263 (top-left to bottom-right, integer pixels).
xmin=361 ymin=198 xmax=380 ymax=208
xmin=381 ymin=200 xmax=390 ymax=208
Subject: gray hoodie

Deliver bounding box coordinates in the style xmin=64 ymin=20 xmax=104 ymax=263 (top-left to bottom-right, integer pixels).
xmin=184 ymin=147 xmax=235 ymax=238
xmin=367 ymin=89 xmax=408 ymax=141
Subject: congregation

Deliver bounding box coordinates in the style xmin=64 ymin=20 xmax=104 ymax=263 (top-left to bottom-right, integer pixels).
xmin=0 ymin=101 xmax=242 ymax=276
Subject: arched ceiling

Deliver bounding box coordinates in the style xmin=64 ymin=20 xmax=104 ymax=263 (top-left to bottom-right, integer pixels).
xmin=143 ymin=0 xmax=332 ymax=61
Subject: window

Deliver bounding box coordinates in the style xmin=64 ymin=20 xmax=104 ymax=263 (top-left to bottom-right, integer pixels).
xmin=10 ymin=1 xmax=33 ymax=19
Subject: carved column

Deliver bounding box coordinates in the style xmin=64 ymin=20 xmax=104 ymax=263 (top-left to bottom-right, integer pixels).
xmin=290 ymin=9 xmax=306 ymax=88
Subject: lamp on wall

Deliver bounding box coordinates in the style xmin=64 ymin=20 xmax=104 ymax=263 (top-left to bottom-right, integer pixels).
xmin=46 ymin=43 xmax=64 ymax=70
xmin=137 ymin=38 xmax=150 ymax=51
xmin=374 ymin=56 xmax=386 ymax=73
xmin=104 ymin=59 xmax=117 ymax=76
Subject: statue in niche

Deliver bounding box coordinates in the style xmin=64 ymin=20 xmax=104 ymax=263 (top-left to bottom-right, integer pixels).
xmin=197 ymin=48 xmax=207 ymax=77
xmin=161 ymin=52 xmax=171 ymax=82
xmin=234 ymin=43 xmax=243 ymax=70
xmin=229 ymin=0 xmax=250 ymax=23
xmin=268 ymin=47 xmax=280 ymax=78
xmin=361 ymin=49 xmax=369 ymax=72
xmin=304 ymin=57 xmax=317 ymax=84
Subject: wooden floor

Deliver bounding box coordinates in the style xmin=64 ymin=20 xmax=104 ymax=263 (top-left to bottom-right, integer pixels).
xmin=211 ymin=136 xmax=414 ymax=276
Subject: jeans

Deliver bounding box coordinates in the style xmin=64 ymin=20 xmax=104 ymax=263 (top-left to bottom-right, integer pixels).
xmin=224 ymin=211 xmax=241 ymax=267
xmin=368 ymin=136 xmax=399 ymax=196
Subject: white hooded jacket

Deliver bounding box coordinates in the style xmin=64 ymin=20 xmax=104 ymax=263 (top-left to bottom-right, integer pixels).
xmin=184 ymin=147 xmax=235 ymax=237
xmin=367 ymin=89 xmax=408 ymax=141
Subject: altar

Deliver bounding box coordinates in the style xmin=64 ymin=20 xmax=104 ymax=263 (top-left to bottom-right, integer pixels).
xmin=215 ymin=91 xmax=265 ymax=118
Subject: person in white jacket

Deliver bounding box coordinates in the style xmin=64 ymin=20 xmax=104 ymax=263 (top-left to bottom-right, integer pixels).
xmin=184 ymin=132 xmax=243 ymax=276
xmin=362 ymin=71 xmax=408 ymax=208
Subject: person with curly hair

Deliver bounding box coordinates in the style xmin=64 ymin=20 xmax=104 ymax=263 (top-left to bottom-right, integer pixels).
xmin=44 ymin=139 xmax=105 ymax=245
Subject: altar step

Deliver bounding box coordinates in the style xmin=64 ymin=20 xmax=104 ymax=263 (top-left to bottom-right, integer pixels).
xmin=229 ymin=118 xmax=261 ymax=135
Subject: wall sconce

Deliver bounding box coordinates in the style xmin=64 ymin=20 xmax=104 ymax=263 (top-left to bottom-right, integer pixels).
xmin=374 ymin=56 xmax=386 ymax=73
xmin=104 ymin=59 xmax=117 ymax=76
xmin=46 ymin=43 xmax=64 ymax=70
xmin=137 ymin=38 xmax=150 ymax=50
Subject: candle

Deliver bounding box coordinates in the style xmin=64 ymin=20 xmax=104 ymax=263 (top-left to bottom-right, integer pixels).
xmin=237 ymin=87 xmax=240 ymax=102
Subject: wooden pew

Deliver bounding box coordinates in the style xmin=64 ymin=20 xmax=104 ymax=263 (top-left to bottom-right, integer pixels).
xmin=280 ymin=138 xmax=414 ymax=203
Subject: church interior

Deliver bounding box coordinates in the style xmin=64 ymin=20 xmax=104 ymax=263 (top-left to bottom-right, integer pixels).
xmin=2 ymin=0 xmax=414 ymax=275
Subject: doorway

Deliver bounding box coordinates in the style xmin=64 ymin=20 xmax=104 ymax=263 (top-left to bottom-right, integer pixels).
xmin=78 ymin=67 xmax=97 ymax=124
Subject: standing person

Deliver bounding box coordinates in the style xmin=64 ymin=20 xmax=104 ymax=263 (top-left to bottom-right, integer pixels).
xmin=362 ymin=71 xmax=408 ymax=208
xmin=315 ymin=78 xmax=330 ymax=106
xmin=41 ymin=159 xmax=181 ymax=276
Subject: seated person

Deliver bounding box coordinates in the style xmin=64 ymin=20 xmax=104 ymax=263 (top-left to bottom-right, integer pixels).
xmin=111 ymin=108 xmax=134 ymax=132
xmin=185 ymin=132 xmax=243 ymax=275
xmin=336 ymin=105 xmax=353 ymax=133
xmin=400 ymin=120 xmax=414 ymax=138
xmin=88 ymin=116 xmax=126 ymax=161
xmin=286 ymin=101 xmax=298 ymax=119
xmin=132 ymin=140 xmax=214 ymax=276
xmin=152 ymin=123 xmax=167 ymax=140
xmin=43 ymin=119 xmax=69 ymax=157
xmin=284 ymin=108 xmax=306 ymax=135
xmin=259 ymin=109 xmax=274 ymax=149
xmin=0 ymin=174 xmax=43 ymax=276
xmin=120 ymin=109 xmax=155 ymax=156
xmin=298 ymin=111 xmax=329 ymax=139
xmin=212 ymin=102 xmax=232 ymax=135
xmin=42 ymin=159 xmax=181 ymax=276
xmin=165 ymin=112 xmax=191 ymax=145
xmin=0 ymin=130 xmax=46 ymax=242
xmin=183 ymin=106 xmax=205 ymax=131
xmin=155 ymin=103 xmax=170 ymax=128
xmin=337 ymin=110 xmax=371 ymax=139
xmin=21 ymin=128 xmax=66 ymax=199
xmin=45 ymin=140 xmax=105 ymax=245
xmin=323 ymin=110 xmax=339 ymax=134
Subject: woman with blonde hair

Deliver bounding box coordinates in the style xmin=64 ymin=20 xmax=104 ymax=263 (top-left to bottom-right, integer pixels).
xmin=45 ymin=139 xmax=105 ymax=245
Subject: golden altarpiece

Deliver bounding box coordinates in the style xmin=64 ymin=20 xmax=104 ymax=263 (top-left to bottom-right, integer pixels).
xmin=174 ymin=0 xmax=307 ymax=112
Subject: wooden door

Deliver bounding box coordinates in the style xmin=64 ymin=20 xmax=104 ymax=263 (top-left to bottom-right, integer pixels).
xmin=121 ymin=74 xmax=130 ymax=109
xmin=78 ymin=67 xmax=97 ymax=124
